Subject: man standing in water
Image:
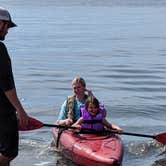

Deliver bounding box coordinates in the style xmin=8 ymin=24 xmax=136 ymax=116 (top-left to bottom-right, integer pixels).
xmin=0 ymin=7 xmax=29 ymax=166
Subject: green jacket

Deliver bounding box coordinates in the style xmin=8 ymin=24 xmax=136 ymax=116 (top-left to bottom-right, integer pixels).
xmin=65 ymin=94 xmax=88 ymax=120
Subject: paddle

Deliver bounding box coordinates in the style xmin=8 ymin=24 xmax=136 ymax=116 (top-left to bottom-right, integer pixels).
xmin=19 ymin=116 xmax=166 ymax=145
xmin=108 ymin=130 xmax=166 ymax=145
xmin=19 ymin=116 xmax=78 ymax=131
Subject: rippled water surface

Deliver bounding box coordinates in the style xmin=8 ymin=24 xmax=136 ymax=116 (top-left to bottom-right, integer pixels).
xmin=2 ymin=0 xmax=166 ymax=165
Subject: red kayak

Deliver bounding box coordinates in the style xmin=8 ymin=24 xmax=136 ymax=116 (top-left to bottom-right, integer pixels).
xmin=52 ymin=128 xmax=123 ymax=166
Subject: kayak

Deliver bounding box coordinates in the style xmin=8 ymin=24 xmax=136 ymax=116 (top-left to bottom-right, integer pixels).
xmin=52 ymin=128 xmax=123 ymax=166
xmin=52 ymin=127 xmax=124 ymax=166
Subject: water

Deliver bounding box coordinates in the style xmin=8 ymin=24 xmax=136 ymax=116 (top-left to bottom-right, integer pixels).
xmin=1 ymin=0 xmax=166 ymax=165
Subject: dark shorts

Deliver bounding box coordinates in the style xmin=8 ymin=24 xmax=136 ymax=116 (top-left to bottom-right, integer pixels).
xmin=0 ymin=114 xmax=18 ymax=158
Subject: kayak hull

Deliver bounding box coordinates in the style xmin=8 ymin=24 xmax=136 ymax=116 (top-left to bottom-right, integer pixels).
xmin=52 ymin=128 xmax=123 ymax=166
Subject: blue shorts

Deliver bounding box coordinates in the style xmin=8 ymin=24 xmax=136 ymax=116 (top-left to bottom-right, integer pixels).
xmin=0 ymin=114 xmax=18 ymax=158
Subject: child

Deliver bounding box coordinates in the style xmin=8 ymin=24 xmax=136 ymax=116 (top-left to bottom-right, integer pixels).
xmin=72 ymin=96 xmax=122 ymax=132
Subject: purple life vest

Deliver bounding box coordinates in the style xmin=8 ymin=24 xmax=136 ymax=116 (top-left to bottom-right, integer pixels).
xmin=80 ymin=103 xmax=105 ymax=131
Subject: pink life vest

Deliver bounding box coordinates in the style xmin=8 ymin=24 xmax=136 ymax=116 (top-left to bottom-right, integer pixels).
xmin=80 ymin=103 xmax=105 ymax=131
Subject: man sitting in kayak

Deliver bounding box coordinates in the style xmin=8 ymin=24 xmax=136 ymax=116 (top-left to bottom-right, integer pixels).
xmin=72 ymin=96 xmax=122 ymax=132
xmin=57 ymin=77 xmax=93 ymax=126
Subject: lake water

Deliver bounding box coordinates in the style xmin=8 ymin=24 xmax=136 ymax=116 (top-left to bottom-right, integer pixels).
xmin=2 ymin=0 xmax=166 ymax=165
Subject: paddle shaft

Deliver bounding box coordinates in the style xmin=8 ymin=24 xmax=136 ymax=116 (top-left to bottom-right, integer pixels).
xmin=42 ymin=122 xmax=166 ymax=145
xmin=43 ymin=124 xmax=103 ymax=133
xmin=43 ymin=124 xmax=155 ymax=138
xmin=110 ymin=130 xmax=155 ymax=139
xmin=43 ymin=123 xmax=77 ymax=130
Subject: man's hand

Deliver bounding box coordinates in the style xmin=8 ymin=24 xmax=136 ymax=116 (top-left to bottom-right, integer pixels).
xmin=64 ymin=118 xmax=73 ymax=126
xmin=17 ymin=110 xmax=29 ymax=128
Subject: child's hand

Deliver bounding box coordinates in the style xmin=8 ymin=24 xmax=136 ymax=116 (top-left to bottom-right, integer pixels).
xmin=71 ymin=124 xmax=81 ymax=132
xmin=111 ymin=124 xmax=123 ymax=132
xmin=115 ymin=126 xmax=123 ymax=132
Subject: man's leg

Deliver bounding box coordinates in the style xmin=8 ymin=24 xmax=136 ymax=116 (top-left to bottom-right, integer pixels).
xmin=0 ymin=116 xmax=18 ymax=166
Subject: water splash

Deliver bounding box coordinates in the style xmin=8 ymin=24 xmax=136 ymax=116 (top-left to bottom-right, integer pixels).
xmin=127 ymin=140 xmax=164 ymax=157
xmin=34 ymin=161 xmax=53 ymax=166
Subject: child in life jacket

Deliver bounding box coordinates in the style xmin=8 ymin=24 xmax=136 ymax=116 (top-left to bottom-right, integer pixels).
xmin=72 ymin=96 xmax=122 ymax=132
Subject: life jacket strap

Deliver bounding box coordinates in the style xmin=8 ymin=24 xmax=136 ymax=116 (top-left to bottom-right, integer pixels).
xmin=83 ymin=119 xmax=102 ymax=124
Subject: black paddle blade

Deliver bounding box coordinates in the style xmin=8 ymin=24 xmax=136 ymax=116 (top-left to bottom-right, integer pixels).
xmin=19 ymin=116 xmax=44 ymax=131
xmin=155 ymin=132 xmax=166 ymax=145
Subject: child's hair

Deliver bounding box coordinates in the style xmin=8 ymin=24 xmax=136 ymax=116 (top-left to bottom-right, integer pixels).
xmin=72 ymin=77 xmax=86 ymax=87
xmin=85 ymin=96 xmax=99 ymax=110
